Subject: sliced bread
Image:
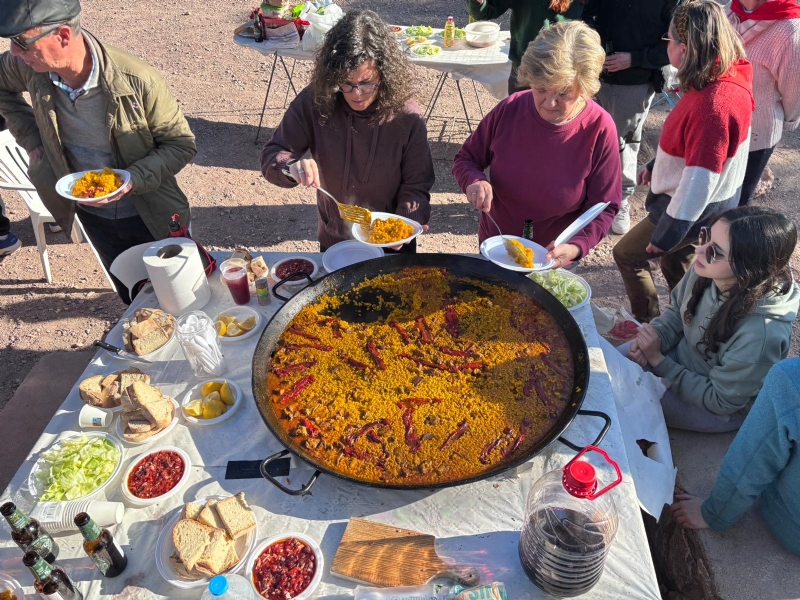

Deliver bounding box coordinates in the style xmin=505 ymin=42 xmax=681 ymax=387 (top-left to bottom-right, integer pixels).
xmin=79 ymin=375 xmax=105 ymax=407
xmin=100 ymin=380 xmax=121 ymax=409
xmin=132 ymin=328 xmax=170 ymax=356
xmin=195 ymin=528 xmax=238 ymax=577
xmin=123 ymin=423 xmax=166 ymax=443
xmin=172 ymin=519 xmax=215 ymax=572
xmin=126 ymin=419 xmax=154 ymax=434
xmin=197 ymin=500 xmax=226 ymax=532
xmin=184 ymin=502 xmax=203 ymax=521
xmin=215 ymin=493 xmax=256 ymax=540
xmin=128 ymin=382 xmax=173 ymax=427
xmin=250 ymin=256 xmax=268 ymax=278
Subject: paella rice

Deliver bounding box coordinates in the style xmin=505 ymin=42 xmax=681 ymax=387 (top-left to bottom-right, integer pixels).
xmin=71 ymin=168 xmax=123 ymax=199
xmin=264 ymin=267 xmax=574 ymax=486
xmin=367 ymin=217 xmax=415 ymax=244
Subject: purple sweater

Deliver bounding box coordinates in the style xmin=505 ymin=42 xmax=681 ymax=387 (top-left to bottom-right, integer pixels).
xmin=452 ymin=91 xmax=621 ymax=258
xmin=261 ymin=88 xmax=434 ymax=249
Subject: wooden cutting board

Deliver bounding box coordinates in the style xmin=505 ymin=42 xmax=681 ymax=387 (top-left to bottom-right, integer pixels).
xmin=331 ymin=518 xmax=480 ymax=588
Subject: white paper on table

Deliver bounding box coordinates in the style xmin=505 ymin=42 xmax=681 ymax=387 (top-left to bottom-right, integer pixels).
xmin=599 ymin=337 xmax=677 ymax=519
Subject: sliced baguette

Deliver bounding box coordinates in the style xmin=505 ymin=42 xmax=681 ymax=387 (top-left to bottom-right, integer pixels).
xmin=215 ymin=493 xmax=256 ymax=540
xmin=79 ymin=375 xmax=105 ymax=407
xmin=172 ymin=519 xmax=215 ymax=572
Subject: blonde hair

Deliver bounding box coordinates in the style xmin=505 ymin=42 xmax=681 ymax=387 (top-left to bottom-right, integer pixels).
xmin=517 ymin=21 xmax=604 ymax=98
xmin=672 ymin=0 xmax=746 ymax=92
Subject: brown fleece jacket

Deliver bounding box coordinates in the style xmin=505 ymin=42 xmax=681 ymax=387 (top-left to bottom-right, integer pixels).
xmin=260 ymin=87 xmax=434 ymax=249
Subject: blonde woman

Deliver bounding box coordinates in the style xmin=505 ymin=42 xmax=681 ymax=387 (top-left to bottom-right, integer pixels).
xmin=726 ymin=0 xmax=800 ymax=206
xmin=453 ymin=21 xmax=621 ymax=267
xmin=467 ymin=0 xmax=585 ymax=94
xmin=613 ymin=0 xmax=754 ymax=322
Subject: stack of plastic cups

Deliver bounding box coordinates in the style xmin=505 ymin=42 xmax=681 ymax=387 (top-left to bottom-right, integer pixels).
xmin=519 ymin=506 xmax=613 ymax=596
xmin=30 ymin=500 xmax=124 ymax=534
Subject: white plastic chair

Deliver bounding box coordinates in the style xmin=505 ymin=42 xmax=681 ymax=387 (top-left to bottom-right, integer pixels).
xmin=0 ymin=129 xmax=115 ymax=289
xmin=109 ymin=242 xmax=152 ymax=301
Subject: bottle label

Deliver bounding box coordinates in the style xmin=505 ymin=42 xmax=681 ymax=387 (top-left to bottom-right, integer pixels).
xmin=6 ymin=508 xmax=30 ymax=530
xmin=30 ymin=555 xmax=54 ymax=580
xmin=30 ymin=534 xmax=56 ymax=558
xmin=79 ymin=519 xmax=102 ymax=542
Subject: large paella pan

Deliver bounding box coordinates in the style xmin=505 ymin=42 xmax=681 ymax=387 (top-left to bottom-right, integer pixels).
xmin=252 ymin=254 xmax=608 ymax=494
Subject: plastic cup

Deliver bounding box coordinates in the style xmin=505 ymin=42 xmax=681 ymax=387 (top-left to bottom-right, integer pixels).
xmin=79 ymin=404 xmax=112 ymax=429
xmin=220 ymin=258 xmax=250 ymax=305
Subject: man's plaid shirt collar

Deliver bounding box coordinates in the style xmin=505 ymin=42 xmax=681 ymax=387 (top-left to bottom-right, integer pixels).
xmin=49 ymin=36 xmax=99 ymax=102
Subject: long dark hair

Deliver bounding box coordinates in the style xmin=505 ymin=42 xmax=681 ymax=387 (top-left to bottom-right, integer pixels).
xmin=310 ymin=10 xmax=413 ymax=125
xmin=683 ymin=206 xmax=797 ymax=356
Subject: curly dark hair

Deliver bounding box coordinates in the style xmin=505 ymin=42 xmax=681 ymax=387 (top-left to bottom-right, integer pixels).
xmin=310 ymin=10 xmax=414 ymax=125
xmin=683 ymin=206 xmax=797 ymax=357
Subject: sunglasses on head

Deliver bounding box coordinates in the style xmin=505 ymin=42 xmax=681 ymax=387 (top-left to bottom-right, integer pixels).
xmin=698 ymin=226 xmax=729 ymax=264
xmin=10 ymin=23 xmax=63 ymax=52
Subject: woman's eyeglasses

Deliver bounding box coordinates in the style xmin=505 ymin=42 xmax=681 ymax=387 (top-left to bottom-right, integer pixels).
xmin=698 ymin=226 xmax=729 ymax=264
xmin=10 ymin=23 xmax=63 ymax=52
xmin=337 ymin=82 xmax=380 ymax=94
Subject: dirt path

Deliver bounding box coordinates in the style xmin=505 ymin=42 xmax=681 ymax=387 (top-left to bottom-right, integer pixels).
xmin=1 ymin=0 xmax=798 ymax=410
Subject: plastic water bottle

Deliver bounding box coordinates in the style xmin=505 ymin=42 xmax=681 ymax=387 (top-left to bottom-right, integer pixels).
xmin=200 ymin=574 xmax=255 ymax=600
xmin=443 ymin=16 xmax=456 ymax=48
xmin=519 ymin=446 xmax=622 ymax=597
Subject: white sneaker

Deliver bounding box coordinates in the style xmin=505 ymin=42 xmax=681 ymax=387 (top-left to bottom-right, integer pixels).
xmin=611 ymin=200 xmax=630 ymax=235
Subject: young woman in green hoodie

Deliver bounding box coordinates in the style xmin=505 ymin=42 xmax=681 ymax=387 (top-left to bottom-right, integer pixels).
xmin=626 ymin=206 xmax=799 ymax=433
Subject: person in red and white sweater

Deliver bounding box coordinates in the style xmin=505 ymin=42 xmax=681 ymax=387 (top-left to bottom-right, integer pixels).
xmin=613 ymin=0 xmax=754 ymax=322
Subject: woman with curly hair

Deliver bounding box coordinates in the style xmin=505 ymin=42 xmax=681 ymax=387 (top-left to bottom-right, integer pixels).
xmin=625 ymin=206 xmax=799 ymax=433
xmin=467 ymin=0 xmax=585 ymax=94
xmin=260 ymin=10 xmax=434 ymax=251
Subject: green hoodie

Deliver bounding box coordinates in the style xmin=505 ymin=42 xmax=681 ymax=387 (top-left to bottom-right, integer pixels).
xmin=650 ymin=268 xmax=800 ymax=417
xmin=466 ymin=0 xmax=584 ymax=68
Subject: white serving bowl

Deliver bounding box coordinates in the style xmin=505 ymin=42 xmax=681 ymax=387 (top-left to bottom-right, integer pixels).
xmin=0 ymin=574 xmax=25 ymax=600
xmin=55 ymin=169 xmax=131 ymax=203
xmin=180 ymin=379 xmax=243 ymax=426
xmin=247 ymin=532 xmax=323 ymax=600
xmin=528 ymin=268 xmax=592 ymax=313
xmin=465 ymin=21 xmax=500 ymax=47
xmin=214 ymin=306 xmax=262 ymax=342
xmin=272 ymin=256 xmax=319 ymax=286
xmin=120 ymin=446 xmax=191 ymax=506
xmin=28 ymin=432 xmax=125 ymax=503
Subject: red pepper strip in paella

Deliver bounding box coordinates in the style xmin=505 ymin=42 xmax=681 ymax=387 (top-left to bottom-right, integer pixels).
xmin=479 ymin=432 xmax=511 ymax=465
xmin=318 ymin=317 xmax=343 ymax=338
xmin=283 ymin=342 xmax=333 ymax=352
xmin=273 ymin=360 xmax=317 ymax=378
xmin=444 ymin=305 xmax=460 ymax=338
xmin=440 ymin=419 xmax=469 ymax=450
xmin=287 ymin=325 xmax=322 ymax=342
xmin=389 ymin=321 xmax=411 ymax=345
xmin=399 ymin=354 xmax=485 ymax=373
xmin=277 ymin=375 xmax=315 ymax=405
xmin=300 ymin=417 xmax=322 ymax=438
xmin=415 ymin=316 xmax=433 ymax=344
xmin=502 ymin=418 xmax=532 ymax=458
xmin=366 ymin=339 xmax=386 ymax=370
xmin=339 ymin=352 xmax=369 ymax=371
xmin=541 ymin=354 xmax=569 ymax=379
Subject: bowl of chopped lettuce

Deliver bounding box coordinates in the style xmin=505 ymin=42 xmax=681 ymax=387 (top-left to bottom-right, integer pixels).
xmin=29 ymin=432 xmax=124 ymax=503
xmin=412 ymin=44 xmax=442 ymax=57
xmin=405 ymin=25 xmax=433 ymax=37
xmin=528 ymin=269 xmax=591 ymax=312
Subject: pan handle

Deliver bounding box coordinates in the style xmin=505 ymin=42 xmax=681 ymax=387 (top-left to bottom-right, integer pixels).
xmin=272 ymin=272 xmax=314 ymax=301
xmin=557 ymin=410 xmax=611 ymax=452
xmin=259 ymin=449 xmax=321 ymax=496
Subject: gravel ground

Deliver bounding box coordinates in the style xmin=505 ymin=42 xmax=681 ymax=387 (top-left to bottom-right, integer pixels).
xmin=1 ymin=0 xmax=798 ymax=411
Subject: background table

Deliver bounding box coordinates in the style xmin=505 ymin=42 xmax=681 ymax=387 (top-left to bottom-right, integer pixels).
xmin=234 ymin=28 xmax=512 ymax=141
xmin=0 ymin=252 xmax=660 ymax=599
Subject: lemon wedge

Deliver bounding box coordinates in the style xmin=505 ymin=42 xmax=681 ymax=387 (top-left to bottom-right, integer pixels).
xmin=184 ymin=399 xmax=203 ymax=418
xmin=226 ymin=323 xmax=243 ymax=337
xmin=238 ymin=315 xmax=256 ymax=331
xmin=218 ymin=313 xmax=237 ymax=325
xmin=202 ymin=397 xmax=227 ymax=419
xmin=201 ymin=381 xmax=223 ymax=397
xmin=220 ymin=382 xmax=235 ymax=406
xmin=214 ymin=320 xmax=226 ymax=336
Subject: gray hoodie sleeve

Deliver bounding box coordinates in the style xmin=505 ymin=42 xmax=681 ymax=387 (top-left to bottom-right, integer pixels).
xmin=651 ymin=269 xmax=696 ymax=355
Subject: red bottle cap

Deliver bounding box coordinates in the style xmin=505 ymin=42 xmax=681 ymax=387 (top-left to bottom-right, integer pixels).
xmin=562 ymin=460 xmax=598 ymax=498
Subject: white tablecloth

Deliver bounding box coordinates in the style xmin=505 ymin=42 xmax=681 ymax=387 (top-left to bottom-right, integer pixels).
xmin=233 ymin=27 xmax=512 ymax=100
xmin=0 ymin=252 xmax=660 ymax=599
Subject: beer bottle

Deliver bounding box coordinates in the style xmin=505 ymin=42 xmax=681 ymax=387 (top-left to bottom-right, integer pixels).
xmin=23 ymin=551 xmax=83 ymax=600
xmin=253 ymin=9 xmax=264 ymax=43
xmin=74 ymin=512 xmax=128 ymax=578
xmin=523 ymin=220 xmax=535 ymax=241
xmin=1 ymin=501 xmax=58 ymax=563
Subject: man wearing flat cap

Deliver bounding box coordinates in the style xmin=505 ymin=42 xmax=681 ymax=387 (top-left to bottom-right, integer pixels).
xmin=0 ymin=0 xmax=196 ymax=303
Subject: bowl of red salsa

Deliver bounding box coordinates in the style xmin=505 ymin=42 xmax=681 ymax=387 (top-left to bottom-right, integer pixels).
xmin=272 ymin=256 xmax=318 ymax=286
xmin=247 ymin=533 xmax=323 ymax=600
xmin=121 ymin=446 xmax=191 ymax=506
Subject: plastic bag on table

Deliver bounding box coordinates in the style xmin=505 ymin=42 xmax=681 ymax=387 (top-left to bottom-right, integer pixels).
xmin=591 ymin=302 xmax=641 ymax=341
xmin=443 ymin=582 xmax=508 ymax=599
xmin=301 ymin=3 xmax=343 ymax=51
